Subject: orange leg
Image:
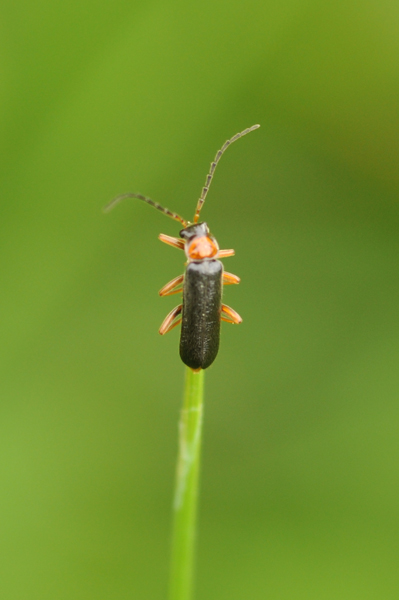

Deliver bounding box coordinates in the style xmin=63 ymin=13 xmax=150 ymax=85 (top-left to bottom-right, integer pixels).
xmin=159 ymin=233 xmax=185 ymax=250
xmin=221 ymin=303 xmax=242 ymax=324
xmin=159 ymin=274 xmax=184 ymax=296
xmin=159 ymin=305 xmax=183 ymax=335
xmin=223 ymin=271 xmax=240 ymax=285
xmin=218 ymin=249 xmax=235 ymax=258
xmin=161 ymin=317 xmax=182 ymax=334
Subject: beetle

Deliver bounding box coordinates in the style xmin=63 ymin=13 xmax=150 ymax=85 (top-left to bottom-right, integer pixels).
xmin=105 ymin=124 xmax=260 ymax=370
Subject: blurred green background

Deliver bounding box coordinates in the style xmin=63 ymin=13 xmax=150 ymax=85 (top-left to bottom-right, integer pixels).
xmin=1 ymin=1 xmax=399 ymax=598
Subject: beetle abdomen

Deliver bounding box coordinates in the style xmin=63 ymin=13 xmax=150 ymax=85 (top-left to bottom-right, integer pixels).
xmin=180 ymin=260 xmax=223 ymax=370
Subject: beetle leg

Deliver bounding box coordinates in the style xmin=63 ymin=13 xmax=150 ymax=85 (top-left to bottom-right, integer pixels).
xmin=160 ymin=317 xmax=182 ymax=334
xmin=221 ymin=316 xmax=233 ymax=323
xmin=159 ymin=233 xmax=185 ymax=250
xmin=221 ymin=304 xmax=242 ymax=324
xmin=159 ymin=305 xmax=183 ymax=335
xmin=218 ymin=249 xmax=235 ymax=258
xmin=223 ymin=271 xmax=240 ymax=285
xmin=159 ymin=274 xmax=184 ymax=296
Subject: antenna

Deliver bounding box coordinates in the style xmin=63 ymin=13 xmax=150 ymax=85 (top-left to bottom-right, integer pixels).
xmin=193 ymin=124 xmax=260 ymax=223
xmin=103 ymin=193 xmax=188 ymax=227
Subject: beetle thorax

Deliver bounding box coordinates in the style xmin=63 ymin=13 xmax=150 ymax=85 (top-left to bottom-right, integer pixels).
xmin=186 ymin=236 xmax=219 ymax=260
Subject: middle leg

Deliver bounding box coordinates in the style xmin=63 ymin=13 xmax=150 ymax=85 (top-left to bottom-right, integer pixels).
xmin=223 ymin=271 xmax=240 ymax=285
xmin=159 ymin=274 xmax=184 ymax=296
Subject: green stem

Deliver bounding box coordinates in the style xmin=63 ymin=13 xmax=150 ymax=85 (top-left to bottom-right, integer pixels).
xmin=169 ymin=367 xmax=205 ymax=600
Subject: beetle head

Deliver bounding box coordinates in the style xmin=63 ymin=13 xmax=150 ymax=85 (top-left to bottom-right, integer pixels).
xmin=180 ymin=222 xmax=219 ymax=261
xmin=179 ymin=222 xmax=209 ymax=240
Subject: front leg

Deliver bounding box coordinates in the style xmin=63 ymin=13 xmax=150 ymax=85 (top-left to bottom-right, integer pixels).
xmin=218 ymin=249 xmax=235 ymax=258
xmin=159 ymin=233 xmax=185 ymax=250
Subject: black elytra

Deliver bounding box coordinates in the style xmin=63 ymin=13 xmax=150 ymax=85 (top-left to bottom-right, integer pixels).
xmin=104 ymin=125 xmax=260 ymax=370
xmin=180 ymin=248 xmax=223 ymax=370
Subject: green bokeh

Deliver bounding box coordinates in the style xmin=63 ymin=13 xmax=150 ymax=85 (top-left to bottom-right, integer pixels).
xmin=1 ymin=1 xmax=399 ymax=598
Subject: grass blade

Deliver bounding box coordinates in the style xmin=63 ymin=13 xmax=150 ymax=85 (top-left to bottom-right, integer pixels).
xmin=169 ymin=367 xmax=205 ymax=600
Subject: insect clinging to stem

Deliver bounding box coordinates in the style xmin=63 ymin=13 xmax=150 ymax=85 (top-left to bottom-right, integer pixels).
xmin=104 ymin=124 xmax=260 ymax=371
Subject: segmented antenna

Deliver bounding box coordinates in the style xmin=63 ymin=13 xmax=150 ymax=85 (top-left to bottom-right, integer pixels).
xmin=103 ymin=193 xmax=188 ymax=227
xmin=193 ymin=124 xmax=260 ymax=223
